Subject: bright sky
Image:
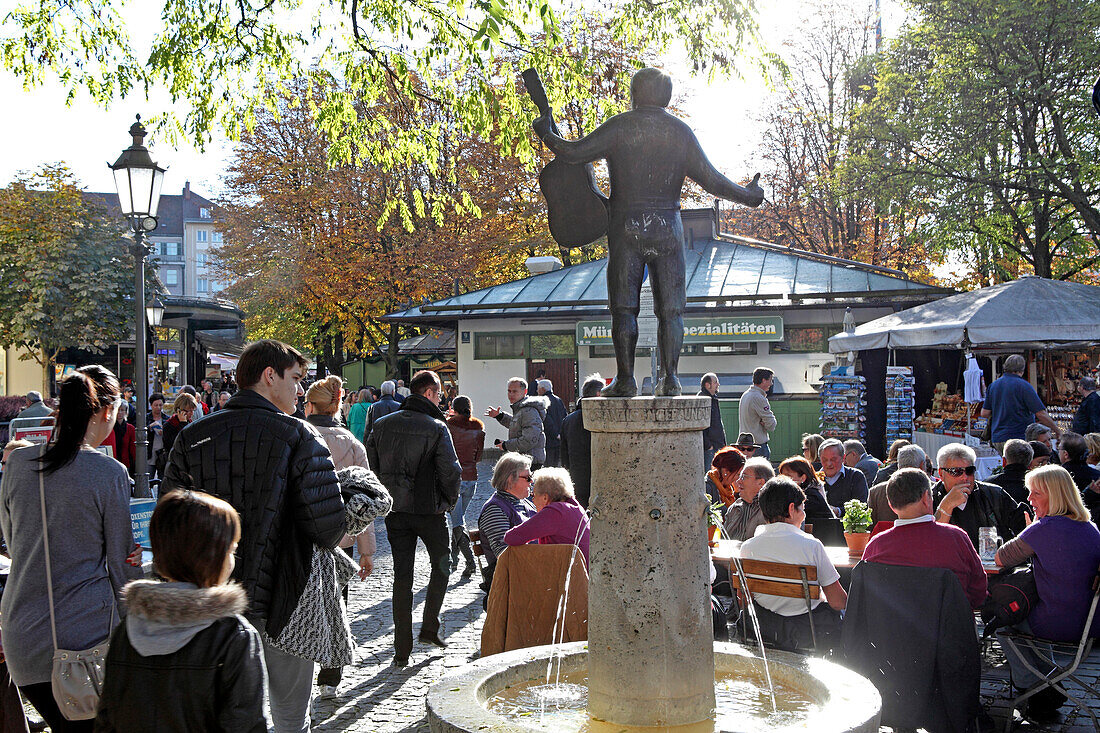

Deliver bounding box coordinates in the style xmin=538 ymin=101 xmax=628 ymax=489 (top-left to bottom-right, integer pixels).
xmin=0 ymin=0 xmax=904 ymax=201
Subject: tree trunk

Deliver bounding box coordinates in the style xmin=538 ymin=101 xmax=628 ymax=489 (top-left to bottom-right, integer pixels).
xmin=385 ymin=323 xmax=401 ymax=379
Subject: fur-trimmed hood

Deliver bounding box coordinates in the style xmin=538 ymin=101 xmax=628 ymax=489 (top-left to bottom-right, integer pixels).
xmin=512 ymin=395 xmax=549 ymax=419
xmin=446 ymin=414 xmax=485 ymax=431
xmin=123 ymin=580 xmax=248 ymax=657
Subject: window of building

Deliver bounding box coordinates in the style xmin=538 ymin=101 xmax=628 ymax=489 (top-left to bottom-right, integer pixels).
xmin=196 ymin=230 xmax=207 ymax=243
xmin=196 ymin=278 xmax=208 ymax=293
xmin=770 ymin=326 xmax=840 ymax=353
xmin=196 ymin=252 xmax=208 ymax=269
xmin=164 ymin=269 xmax=179 ymax=286
xmin=212 ymin=231 xmax=223 ymax=243
xmin=474 ymin=333 xmax=526 ymax=359
xmin=164 ymin=241 xmax=182 ymax=257
xmin=529 ymin=333 xmax=575 ymax=359
xmin=199 ymin=208 xmax=211 ymax=219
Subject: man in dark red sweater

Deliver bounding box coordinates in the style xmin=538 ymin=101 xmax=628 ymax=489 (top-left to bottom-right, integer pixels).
xmin=863 ymin=468 xmax=988 ymax=609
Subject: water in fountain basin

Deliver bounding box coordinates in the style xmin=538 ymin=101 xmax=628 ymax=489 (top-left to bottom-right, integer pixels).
xmin=545 ymin=511 xmax=592 ymax=688
xmin=725 ymin=535 xmax=777 ymax=713
xmin=486 ymin=668 xmax=820 ymax=732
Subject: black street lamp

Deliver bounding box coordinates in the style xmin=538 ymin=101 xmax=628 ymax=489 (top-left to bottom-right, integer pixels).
xmin=110 ymin=116 xmax=166 ymax=498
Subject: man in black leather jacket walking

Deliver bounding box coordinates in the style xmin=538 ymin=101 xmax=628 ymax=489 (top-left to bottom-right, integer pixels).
xmin=163 ymin=339 xmax=345 ymax=733
xmin=367 ymin=369 xmax=461 ymax=667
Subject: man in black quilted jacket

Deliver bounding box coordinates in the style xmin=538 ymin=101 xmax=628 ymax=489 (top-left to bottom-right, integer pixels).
xmin=367 ymin=369 xmax=461 ymax=667
xmin=163 ymin=339 xmax=344 ymax=733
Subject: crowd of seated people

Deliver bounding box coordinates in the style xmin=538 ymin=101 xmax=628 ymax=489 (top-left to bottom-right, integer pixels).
xmin=705 ymin=431 xmax=1100 ymax=725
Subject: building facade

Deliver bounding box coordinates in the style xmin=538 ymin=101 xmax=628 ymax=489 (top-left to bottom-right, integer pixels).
xmin=385 ymin=207 xmax=951 ymax=458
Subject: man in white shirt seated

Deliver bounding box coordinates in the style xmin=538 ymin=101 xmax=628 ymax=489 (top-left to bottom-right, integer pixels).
xmin=740 ymin=476 xmax=848 ymax=652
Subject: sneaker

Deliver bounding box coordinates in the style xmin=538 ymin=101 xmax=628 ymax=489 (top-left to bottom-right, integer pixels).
xmin=393 ymin=655 xmax=409 ymax=668
xmin=318 ymin=684 xmax=337 ymax=700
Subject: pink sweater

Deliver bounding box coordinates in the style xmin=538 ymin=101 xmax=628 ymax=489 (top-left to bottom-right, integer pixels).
xmin=862 ymin=518 xmax=988 ymax=609
xmin=503 ymin=498 xmax=590 ymax=566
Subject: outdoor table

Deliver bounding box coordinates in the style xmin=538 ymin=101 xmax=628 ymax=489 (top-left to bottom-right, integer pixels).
xmin=711 ymin=538 xmax=859 ymax=571
xmin=710 ymin=538 xmax=1004 ymax=586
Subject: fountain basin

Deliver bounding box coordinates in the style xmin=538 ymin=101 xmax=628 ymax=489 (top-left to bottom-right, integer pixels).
xmin=426 ymin=641 xmax=881 ymax=733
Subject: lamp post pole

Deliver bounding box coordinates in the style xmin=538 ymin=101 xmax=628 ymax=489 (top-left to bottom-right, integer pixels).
xmin=132 ymin=234 xmax=150 ymax=498
xmin=110 ymin=115 xmax=166 ymax=499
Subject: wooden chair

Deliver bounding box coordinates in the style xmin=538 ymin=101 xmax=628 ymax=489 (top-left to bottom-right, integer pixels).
xmin=727 ymin=558 xmax=821 ymax=651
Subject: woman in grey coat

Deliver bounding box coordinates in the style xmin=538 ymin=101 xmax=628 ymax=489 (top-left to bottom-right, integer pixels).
xmin=0 ymin=366 xmax=141 ymax=732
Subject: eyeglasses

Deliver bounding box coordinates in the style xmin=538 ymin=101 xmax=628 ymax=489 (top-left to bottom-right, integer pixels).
xmin=518 ymin=473 xmax=533 ymax=483
xmin=941 ymin=465 xmax=977 ymax=477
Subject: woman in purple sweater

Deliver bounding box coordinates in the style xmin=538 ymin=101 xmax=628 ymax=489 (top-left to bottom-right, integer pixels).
xmin=503 ymin=467 xmax=590 ymax=566
xmin=995 ymin=464 xmax=1100 ymax=720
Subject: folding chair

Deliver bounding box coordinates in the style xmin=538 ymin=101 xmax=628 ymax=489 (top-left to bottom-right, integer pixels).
xmin=727 ymin=558 xmax=821 ymax=651
xmin=998 ymin=564 xmax=1100 ymax=732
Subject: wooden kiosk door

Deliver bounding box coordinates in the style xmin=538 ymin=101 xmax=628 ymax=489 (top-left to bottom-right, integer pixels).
xmin=528 ymin=358 xmax=577 ymax=408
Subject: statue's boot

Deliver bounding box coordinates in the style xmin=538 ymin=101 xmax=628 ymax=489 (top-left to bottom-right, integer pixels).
xmin=601 ymin=375 xmax=638 ymax=398
xmin=655 ymin=374 xmax=682 ymax=397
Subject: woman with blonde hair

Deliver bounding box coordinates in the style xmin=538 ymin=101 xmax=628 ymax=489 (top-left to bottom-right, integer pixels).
xmin=801 ymin=433 xmax=824 ymax=470
xmin=1085 ymin=433 xmax=1100 ymax=470
xmin=994 ymin=464 xmax=1100 ymax=718
xmin=303 ymin=374 xmax=377 ymax=699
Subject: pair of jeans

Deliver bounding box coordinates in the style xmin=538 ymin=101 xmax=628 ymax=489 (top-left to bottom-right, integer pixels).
xmin=448 ymin=481 xmax=477 ymax=529
xmin=997 ymin=619 xmax=1068 ymax=690
xmin=385 ymin=512 xmax=450 ymax=660
xmin=262 ymin=637 xmax=315 ymax=733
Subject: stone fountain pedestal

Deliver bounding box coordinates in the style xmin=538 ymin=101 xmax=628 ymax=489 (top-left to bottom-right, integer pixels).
xmin=584 ymin=396 xmax=713 ymax=727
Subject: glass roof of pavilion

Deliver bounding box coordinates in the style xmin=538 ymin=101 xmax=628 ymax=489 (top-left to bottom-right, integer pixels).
xmin=386 ymin=233 xmax=946 ymax=324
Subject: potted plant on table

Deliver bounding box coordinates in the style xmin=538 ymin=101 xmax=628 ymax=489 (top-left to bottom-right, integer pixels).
xmin=841 ymin=499 xmax=873 ymax=557
xmin=707 ymin=501 xmax=724 ymax=547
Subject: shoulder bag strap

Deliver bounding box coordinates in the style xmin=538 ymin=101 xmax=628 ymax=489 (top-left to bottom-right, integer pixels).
xmin=38 ymin=446 xmax=60 ymax=654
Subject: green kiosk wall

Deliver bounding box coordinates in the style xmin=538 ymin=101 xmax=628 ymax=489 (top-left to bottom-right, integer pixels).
xmin=718 ymin=395 xmax=821 ymax=462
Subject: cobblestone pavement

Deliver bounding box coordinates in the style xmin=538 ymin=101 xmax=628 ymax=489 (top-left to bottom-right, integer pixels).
xmin=311 ymin=460 xmax=497 ymax=733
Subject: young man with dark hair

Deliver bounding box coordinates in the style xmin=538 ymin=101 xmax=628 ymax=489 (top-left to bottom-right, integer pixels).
xmin=162 ymin=339 xmax=345 ymax=732
xmin=367 ymin=369 xmax=461 ymax=667
xmin=740 ymin=476 xmax=847 ymax=651
xmin=738 ymin=368 xmax=776 ymax=460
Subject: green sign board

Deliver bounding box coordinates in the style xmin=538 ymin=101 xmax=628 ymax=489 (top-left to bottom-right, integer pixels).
xmin=576 ymin=317 xmax=784 ymax=346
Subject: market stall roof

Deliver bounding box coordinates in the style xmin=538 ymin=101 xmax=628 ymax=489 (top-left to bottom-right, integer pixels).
xmin=384 ymin=213 xmax=947 ymax=327
xmin=829 ymin=276 xmax=1100 ymax=352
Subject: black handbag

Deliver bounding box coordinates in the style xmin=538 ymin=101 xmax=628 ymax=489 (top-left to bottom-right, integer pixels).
xmin=982 ymin=566 xmax=1038 ymax=632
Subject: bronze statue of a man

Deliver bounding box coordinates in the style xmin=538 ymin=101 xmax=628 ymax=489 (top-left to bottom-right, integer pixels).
xmin=533 ymin=67 xmax=765 ymax=397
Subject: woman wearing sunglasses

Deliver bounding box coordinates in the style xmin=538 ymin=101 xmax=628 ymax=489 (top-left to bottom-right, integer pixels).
xmin=932 ymin=443 xmax=1028 ymax=550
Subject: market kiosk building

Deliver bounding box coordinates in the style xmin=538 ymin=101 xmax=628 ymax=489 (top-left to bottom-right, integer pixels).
xmin=830 ymin=276 xmax=1100 ymax=464
xmin=385 ymin=207 xmax=948 ymax=458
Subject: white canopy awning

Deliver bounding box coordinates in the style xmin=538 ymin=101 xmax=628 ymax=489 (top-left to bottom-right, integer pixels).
xmin=830 ymin=276 xmax=1100 ymax=352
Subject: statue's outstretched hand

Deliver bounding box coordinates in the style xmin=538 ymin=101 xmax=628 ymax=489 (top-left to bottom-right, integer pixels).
xmin=533 ymin=115 xmax=552 ymax=141
xmin=745 ymin=173 xmax=765 ymax=206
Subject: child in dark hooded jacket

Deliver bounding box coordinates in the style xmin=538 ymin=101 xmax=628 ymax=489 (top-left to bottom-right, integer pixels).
xmin=95 ymin=490 xmax=269 ymax=732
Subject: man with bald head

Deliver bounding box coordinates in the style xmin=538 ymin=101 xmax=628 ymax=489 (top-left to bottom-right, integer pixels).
xmin=534 ymin=67 xmax=764 ymax=398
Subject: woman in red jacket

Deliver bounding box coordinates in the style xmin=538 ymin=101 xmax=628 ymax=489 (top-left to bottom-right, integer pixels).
xmin=102 ymin=400 xmax=137 ymax=475
xmin=446 ymin=395 xmax=485 ymax=577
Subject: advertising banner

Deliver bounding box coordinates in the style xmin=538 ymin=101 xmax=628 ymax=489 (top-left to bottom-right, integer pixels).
xmin=576 ymin=316 xmax=783 ymax=346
